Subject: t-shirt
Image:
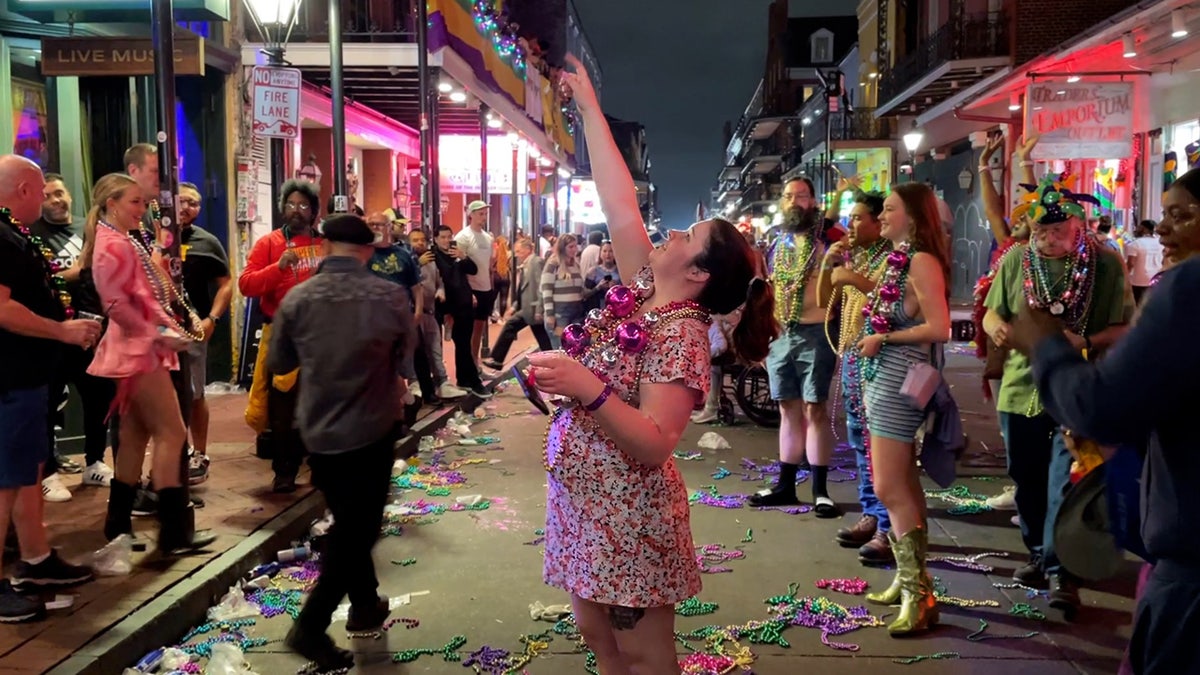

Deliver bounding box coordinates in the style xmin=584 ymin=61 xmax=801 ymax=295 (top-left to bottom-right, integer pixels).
xmin=0 ymin=216 xmax=65 ymax=392
xmin=984 ymin=243 xmax=1127 ymax=417
xmin=26 ymin=217 xmax=85 ymax=271
xmin=1125 ymin=236 xmax=1164 ymax=287
xmin=180 ymin=225 xmax=230 ymax=319
xmin=368 ymin=245 xmax=420 ymax=308
xmin=454 ymin=227 xmax=493 ymax=292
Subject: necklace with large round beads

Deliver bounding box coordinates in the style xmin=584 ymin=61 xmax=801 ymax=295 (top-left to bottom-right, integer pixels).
xmin=857 ymin=242 xmax=913 ymax=382
xmin=100 ymin=220 xmax=205 ymax=341
xmin=1 ymin=207 xmax=75 ymax=319
xmin=772 ymin=230 xmax=818 ymax=324
xmin=1021 ymin=231 xmax=1096 ymax=332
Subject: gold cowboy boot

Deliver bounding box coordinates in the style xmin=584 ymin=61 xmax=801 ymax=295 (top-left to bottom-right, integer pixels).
xmin=887 ymin=526 xmax=938 ymax=636
xmin=866 ymin=531 xmax=902 ymax=605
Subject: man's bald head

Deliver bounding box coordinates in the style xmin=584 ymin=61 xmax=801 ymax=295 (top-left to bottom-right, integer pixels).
xmin=0 ymin=155 xmax=46 ymax=224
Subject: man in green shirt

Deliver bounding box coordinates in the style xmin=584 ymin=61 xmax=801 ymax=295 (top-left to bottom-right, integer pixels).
xmin=983 ymin=177 xmax=1130 ymax=620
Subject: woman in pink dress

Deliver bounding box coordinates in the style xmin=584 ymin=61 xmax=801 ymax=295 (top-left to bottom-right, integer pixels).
xmin=525 ymin=58 xmax=778 ymax=674
xmin=84 ymin=173 xmax=215 ymax=555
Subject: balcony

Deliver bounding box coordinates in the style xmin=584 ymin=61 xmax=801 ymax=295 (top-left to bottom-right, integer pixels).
xmin=800 ymin=108 xmax=896 ymax=155
xmin=736 ymin=181 xmax=780 ymax=215
xmin=740 ymin=136 xmax=787 ymax=180
xmin=875 ymin=11 xmax=1010 ymax=117
xmin=244 ymin=0 xmax=417 ymax=44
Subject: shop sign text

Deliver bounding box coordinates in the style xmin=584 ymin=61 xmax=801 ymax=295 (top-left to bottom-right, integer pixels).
xmin=1024 ymin=83 xmax=1133 ymax=160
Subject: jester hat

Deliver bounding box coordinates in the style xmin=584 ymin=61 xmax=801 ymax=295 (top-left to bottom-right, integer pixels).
xmin=1018 ymin=174 xmax=1101 ymax=226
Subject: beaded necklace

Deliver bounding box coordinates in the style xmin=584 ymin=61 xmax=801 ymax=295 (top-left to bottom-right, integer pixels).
xmin=542 ymin=274 xmax=711 ymax=473
xmin=0 ymin=207 xmax=75 ymax=319
xmin=100 ymin=221 xmax=205 ymax=342
xmin=823 ymin=237 xmax=891 ymax=355
xmin=857 ymin=242 xmax=913 ymax=382
xmin=771 ymin=230 xmax=818 ymax=325
xmin=1020 ymin=229 xmax=1096 ymax=333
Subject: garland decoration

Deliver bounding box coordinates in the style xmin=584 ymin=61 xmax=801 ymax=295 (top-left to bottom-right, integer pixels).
xmin=1 ymin=207 xmax=75 ymax=319
xmin=470 ymin=0 xmax=526 ymax=76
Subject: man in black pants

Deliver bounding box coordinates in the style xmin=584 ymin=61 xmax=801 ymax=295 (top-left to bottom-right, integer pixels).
xmin=432 ymin=226 xmax=490 ymax=398
xmin=268 ymin=215 xmax=413 ymax=671
xmin=482 ymin=237 xmax=552 ymax=369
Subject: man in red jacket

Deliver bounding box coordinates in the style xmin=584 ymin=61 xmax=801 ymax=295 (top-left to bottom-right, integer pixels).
xmin=239 ymin=180 xmax=323 ymax=492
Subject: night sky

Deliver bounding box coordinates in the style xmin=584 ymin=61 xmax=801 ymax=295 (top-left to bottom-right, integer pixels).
xmin=573 ymin=0 xmax=833 ymax=229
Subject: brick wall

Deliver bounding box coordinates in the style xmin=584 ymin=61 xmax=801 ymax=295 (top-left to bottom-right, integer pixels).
xmin=1013 ymin=0 xmax=1141 ymax=64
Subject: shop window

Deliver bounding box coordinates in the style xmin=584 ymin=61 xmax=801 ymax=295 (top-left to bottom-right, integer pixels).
xmin=10 ymin=47 xmax=56 ymax=170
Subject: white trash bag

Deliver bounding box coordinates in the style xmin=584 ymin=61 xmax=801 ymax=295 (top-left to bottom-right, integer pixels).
xmin=204 ymin=643 xmax=260 ymax=675
xmin=697 ymin=432 xmax=731 ymax=450
xmin=91 ymin=534 xmax=133 ymax=576
xmin=207 ymin=586 xmax=260 ymax=622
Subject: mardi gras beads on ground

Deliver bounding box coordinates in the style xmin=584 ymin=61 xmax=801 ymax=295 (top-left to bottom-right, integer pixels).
xmin=245 ymin=587 xmax=304 ymax=619
xmin=689 ymin=485 xmax=746 ymax=509
xmin=894 ymin=651 xmax=960 ymax=665
xmin=924 ymin=484 xmax=992 ymax=515
xmin=390 ymin=634 xmax=468 ymax=664
xmin=676 ymin=597 xmax=719 ymax=616
xmin=931 ymin=576 xmax=1000 ymax=608
xmin=1010 ymin=602 xmax=1046 ymax=620
xmin=695 ymin=543 xmax=745 ymax=573
xmin=927 ymin=550 xmax=1008 ymax=573
xmin=966 ymin=618 xmax=1039 ymax=641
xmin=814 ymin=577 xmax=869 ymax=595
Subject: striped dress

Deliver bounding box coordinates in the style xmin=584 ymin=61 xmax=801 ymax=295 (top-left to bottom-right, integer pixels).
xmin=862 ymin=302 xmax=930 ymax=442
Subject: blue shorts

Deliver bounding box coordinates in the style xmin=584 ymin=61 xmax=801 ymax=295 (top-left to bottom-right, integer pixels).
xmin=765 ymin=323 xmax=836 ymax=403
xmin=0 ymin=386 xmax=50 ymax=489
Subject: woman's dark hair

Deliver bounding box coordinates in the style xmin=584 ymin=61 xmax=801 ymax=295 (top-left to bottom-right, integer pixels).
xmin=694 ymin=218 xmax=779 ymax=363
xmin=278 ymin=179 xmax=319 ymax=215
xmin=890 ymin=183 xmax=952 ymax=292
xmin=854 ymin=191 xmax=885 ymax=218
xmin=1138 ymin=219 xmax=1157 ymax=234
xmin=1173 ymin=168 xmax=1200 ymax=202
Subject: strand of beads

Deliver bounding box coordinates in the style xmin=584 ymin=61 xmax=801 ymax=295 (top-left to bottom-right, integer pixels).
xmin=673 ymin=450 xmax=704 ymax=460
xmin=741 ymin=528 xmax=754 ymax=543
xmin=927 ymin=551 xmax=1009 ymax=573
xmin=894 ymin=652 xmax=960 ymax=665
xmin=771 ymin=230 xmax=818 ymax=325
xmin=967 ymin=618 xmax=1040 ymax=641
xmin=858 ymin=243 xmax=913 ymax=382
xmin=3 ymin=209 xmax=75 ymax=319
xmin=689 ymin=486 xmax=746 ymax=509
xmin=676 ymin=597 xmax=720 ymax=616
xmin=246 ymin=587 xmax=304 ymax=619
xmin=711 ymin=467 xmax=731 ymax=479
xmin=390 ymin=634 xmax=468 ymax=664
xmin=695 ymin=543 xmax=746 ymax=573
xmin=932 ymin=577 xmax=1001 ymax=608
xmin=390 ymin=557 xmax=417 ymax=566
xmin=814 ymin=577 xmax=869 ymax=595
xmin=924 ymin=484 xmax=992 ymax=515
xmin=1021 ymin=227 xmax=1096 ymax=330
xmin=1010 ymin=603 xmax=1047 ymax=620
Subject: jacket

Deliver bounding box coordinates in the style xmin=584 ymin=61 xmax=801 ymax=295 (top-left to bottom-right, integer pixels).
xmin=88 ymin=224 xmax=178 ymax=379
xmin=918 ymin=378 xmax=965 ymax=489
xmin=512 ymin=253 xmax=545 ymax=323
xmin=433 ymin=247 xmax=477 ymax=314
xmin=238 ymin=229 xmax=324 ymax=319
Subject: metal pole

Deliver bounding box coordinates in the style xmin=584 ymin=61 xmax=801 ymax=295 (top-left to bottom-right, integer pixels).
xmin=479 ymin=105 xmax=490 ymax=358
xmin=551 ymin=165 xmax=559 ymax=232
xmin=417 ymin=0 xmax=432 ymax=232
xmin=329 ymin=0 xmax=348 ymax=212
xmin=510 ymin=142 xmax=518 ymax=240
xmin=268 ymin=48 xmax=286 ymax=230
xmin=428 ymin=67 xmax=441 ymax=232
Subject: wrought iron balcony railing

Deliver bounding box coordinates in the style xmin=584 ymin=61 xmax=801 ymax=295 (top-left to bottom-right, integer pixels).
xmin=246 ymin=0 xmax=418 ymax=44
xmin=800 ymin=108 xmax=896 ymax=154
xmin=878 ymin=11 xmax=1009 ymax=105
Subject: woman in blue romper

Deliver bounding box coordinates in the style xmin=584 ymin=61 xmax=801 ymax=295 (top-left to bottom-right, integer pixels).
xmin=854 ymin=183 xmax=952 ymax=636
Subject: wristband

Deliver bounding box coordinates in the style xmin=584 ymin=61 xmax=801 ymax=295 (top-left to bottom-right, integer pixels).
xmin=978 ymin=165 xmax=992 ymax=173
xmin=1019 ymin=160 xmax=1034 ymax=167
xmin=584 ymin=384 xmax=613 ymax=412
xmin=208 ymin=315 xmax=220 ymax=323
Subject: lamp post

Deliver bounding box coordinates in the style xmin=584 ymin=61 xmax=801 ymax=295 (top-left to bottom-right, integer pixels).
xmin=329 ymin=0 xmax=347 ymax=212
xmin=242 ymin=0 xmax=302 ymax=230
xmin=902 ymin=121 xmax=924 ymax=183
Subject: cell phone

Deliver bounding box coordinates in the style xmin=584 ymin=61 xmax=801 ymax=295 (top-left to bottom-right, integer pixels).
xmin=604 ymin=274 xmax=612 ymax=281
xmin=511 ymin=365 xmax=550 ymax=416
xmin=449 ymin=241 xmax=458 ymax=249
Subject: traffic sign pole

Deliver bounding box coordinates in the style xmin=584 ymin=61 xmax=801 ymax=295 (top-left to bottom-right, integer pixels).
xmin=251 ymin=64 xmax=301 ymax=230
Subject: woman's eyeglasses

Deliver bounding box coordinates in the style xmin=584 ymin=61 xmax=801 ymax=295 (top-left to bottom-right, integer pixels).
xmin=284 ymin=203 xmax=311 ymax=212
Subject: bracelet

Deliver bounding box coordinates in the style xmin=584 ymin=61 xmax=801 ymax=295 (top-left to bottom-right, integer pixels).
xmin=1019 ymin=160 xmax=1034 ymax=167
xmin=978 ymin=165 xmax=992 ymax=173
xmin=208 ymin=315 xmax=220 ymax=323
xmin=584 ymin=384 xmax=613 ymax=412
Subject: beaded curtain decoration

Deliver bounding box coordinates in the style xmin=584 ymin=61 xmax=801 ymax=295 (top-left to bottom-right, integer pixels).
xmin=542 ymin=272 xmax=710 ymax=473
xmin=1 ymin=207 xmax=75 ymax=319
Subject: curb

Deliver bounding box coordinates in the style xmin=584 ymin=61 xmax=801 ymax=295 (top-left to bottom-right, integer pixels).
xmin=45 ymin=377 xmax=508 ymax=675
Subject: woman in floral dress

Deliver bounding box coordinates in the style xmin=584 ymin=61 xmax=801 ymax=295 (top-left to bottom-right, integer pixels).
xmin=526 ymin=58 xmax=778 ymax=674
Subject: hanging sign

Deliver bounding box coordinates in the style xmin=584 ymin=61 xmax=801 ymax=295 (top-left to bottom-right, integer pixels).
xmin=1024 ymin=82 xmax=1134 ymax=160
xmin=251 ymin=66 xmax=301 ymax=140
xmin=40 ymin=35 xmax=205 ymax=77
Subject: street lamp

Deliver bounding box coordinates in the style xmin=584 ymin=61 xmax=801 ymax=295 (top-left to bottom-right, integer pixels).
xmin=242 ymin=0 xmax=303 ymax=229
xmin=902 ymin=121 xmax=923 ymax=183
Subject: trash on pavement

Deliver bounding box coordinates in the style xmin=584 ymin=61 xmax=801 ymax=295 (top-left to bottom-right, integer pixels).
xmin=204 ymin=642 xmax=259 ymax=674
xmin=91 ymin=534 xmax=133 ymax=576
xmin=207 ymin=586 xmax=260 ymax=622
xmin=698 ymin=432 xmax=731 ymax=450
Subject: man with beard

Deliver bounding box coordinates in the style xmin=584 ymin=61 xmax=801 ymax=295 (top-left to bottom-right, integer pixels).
xmin=239 ymin=180 xmax=324 ymax=493
xmin=749 ymin=176 xmax=853 ymax=517
xmin=816 ymin=190 xmax=894 ymax=563
xmin=983 ymin=176 xmax=1130 ymax=619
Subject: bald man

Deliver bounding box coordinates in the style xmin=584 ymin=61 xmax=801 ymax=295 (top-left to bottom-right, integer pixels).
xmin=0 ymin=155 xmax=98 ymax=621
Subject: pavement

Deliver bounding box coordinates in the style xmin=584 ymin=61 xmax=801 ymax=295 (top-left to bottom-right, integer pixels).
xmin=18 ymin=339 xmax=1136 ymax=674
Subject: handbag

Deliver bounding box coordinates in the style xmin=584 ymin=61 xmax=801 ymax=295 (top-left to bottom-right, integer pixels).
xmin=901 ymin=361 xmax=942 ymax=410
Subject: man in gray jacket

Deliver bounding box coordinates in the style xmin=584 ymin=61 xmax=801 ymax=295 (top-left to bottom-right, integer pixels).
xmin=482 ymin=237 xmax=553 ymax=369
xmin=268 ymin=214 xmax=413 ymax=671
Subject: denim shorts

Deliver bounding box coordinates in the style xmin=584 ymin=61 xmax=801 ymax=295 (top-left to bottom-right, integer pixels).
xmin=0 ymin=386 xmax=50 ymax=489
xmin=765 ymin=323 xmax=836 ymax=403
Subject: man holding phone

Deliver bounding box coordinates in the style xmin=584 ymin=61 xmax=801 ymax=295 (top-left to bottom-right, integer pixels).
xmin=433 ymin=226 xmax=489 ymax=398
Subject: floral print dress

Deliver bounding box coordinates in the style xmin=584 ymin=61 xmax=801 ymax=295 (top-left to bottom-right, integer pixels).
xmin=543 ymin=267 xmax=710 ymax=608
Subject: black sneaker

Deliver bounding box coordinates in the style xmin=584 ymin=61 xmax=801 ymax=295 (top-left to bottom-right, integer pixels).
xmin=481 ymin=359 xmax=503 ymax=371
xmin=470 ymin=386 xmax=493 ymax=399
xmin=1013 ymin=553 xmax=1048 ymax=589
xmin=1049 ymin=574 xmax=1081 ymax=620
xmin=0 ymin=581 xmax=44 ymax=623
xmin=188 ymin=455 xmax=210 ymax=486
xmin=273 ymin=475 xmax=298 ymax=494
xmin=346 ymin=594 xmax=390 ymax=633
xmin=286 ymin=623 xmax=355 ymax=671
xmin=10 ymin=550 xmax=93 ymax=593
xmin=131 ymin=487 xmax=158 ymax=517
xmin=55 ymin=453 xmax=83 ymax=474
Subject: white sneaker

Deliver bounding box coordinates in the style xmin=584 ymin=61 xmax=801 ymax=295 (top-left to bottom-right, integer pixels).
xmin=437 ymin=383 xmax=468 ymax=399
xmin=986 ymin=485 xmax=1017 ymax=511
xmin=1010 ymin=514 xmax=1021 ymax=527
xmin=81 ymin=462 xmax=114 ymax=487
xmin=41 ymin=474 xmax=71 ymax=502
xmin=691 ymin=407 xmax=719 ymax=424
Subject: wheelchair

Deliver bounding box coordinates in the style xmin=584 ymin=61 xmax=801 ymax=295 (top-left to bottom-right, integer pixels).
xmin=712 ymin=354 xmax=779 ymax=428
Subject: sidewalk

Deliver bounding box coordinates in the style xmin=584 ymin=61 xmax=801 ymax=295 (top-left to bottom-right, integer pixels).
xmin=0 ymin=322 xmax=538 ymax=673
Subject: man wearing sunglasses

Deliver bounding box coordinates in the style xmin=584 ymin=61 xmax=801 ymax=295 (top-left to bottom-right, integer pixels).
xmin=239 ymin=179 xmax=324 ymax=493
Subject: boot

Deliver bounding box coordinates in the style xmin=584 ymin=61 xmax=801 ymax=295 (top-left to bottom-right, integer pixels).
xmin=836 ymin=515 xmax=878 ymax=547
xmin=156 ymin=487 xmax=217 ymax=555
xmin=866 ymin=531 xmax=902 ymax=606
xmin=857 ymin=530 xmax=895 ymax=565
xmin=104 ymin=479 xmax=138 ymax=541
xmin=887 ymin=527 xmax=938 ymax=636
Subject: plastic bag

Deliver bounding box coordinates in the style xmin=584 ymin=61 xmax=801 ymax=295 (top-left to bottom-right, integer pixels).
xmin=204 ymin=643 xmax=259 ymax=675
xmin=207 ymin=586 xmax=260 ymax=621
xmin=92 ymin=534 xmax=133 ymax=576
xmin=160 ymin=647 xmax=191 ymax=670
xmin=697 ymin=432 xmax=730 ymax=450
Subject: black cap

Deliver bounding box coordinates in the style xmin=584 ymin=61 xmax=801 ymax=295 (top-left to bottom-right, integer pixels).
xmin=322 ymin=214 xmax=374 ymax=245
